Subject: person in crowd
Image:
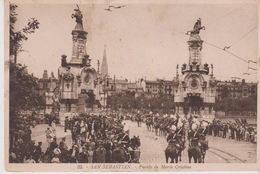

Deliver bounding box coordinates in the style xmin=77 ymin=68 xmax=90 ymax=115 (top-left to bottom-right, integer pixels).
xmin=96 ymin=141 xmax=106 ymax=163
xmin=50 ymin=137 xmax=58 ymax=151
xmin=51 ymin=120 xmax=57 ymax=137
xmin=59 ymin=137 xmax=68 ymax=152
xmin=33 ymin=142 xmax=42 ymax=163
xmin=32 ymin=120 xmax=37 ymax=128
xmin=9 ymin=148 xmax=16 ymax=163
xmin=38 ymin=152 xmax=45 ymax=163
xmin=87 ymin=146 xmax=93 ymax=163
xmin=78 ymin=146 xmax=88 ymax=163
xmin=48 ymin=115 xmax=52 ymax=127
xmin=64 ymin=116 xmax=69 ymax=132
xmin=25 ymin=155 xmax=36 ymax=163
xmin=223 ymin=124 xmax=228 ymax=138
xmin=70 ymin=145 xmax=79 ymax=163
xmin=51 ymin=155 xmax=60 ymax=163
xmin=45 ymin=127 xmax=52 ymax=147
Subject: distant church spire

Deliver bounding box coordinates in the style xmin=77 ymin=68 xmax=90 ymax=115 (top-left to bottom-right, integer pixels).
xmin=101 ymin=45 xmax=108 ymax=77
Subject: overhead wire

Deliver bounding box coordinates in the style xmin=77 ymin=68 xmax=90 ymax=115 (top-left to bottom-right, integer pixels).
xmin=177 ymin=30 xmax=249 ymax=63
xmin=204 ymin=4 xmax=248 ymax=26
xmin=226 ymin=26 xmax=258 ymax=49
xmin=171 ymin=27 xmax=256 ymax=80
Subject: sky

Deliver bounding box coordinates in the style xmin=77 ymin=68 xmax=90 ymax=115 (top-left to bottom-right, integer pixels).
xmin=13 ymin=2 xmax=258 ymax=83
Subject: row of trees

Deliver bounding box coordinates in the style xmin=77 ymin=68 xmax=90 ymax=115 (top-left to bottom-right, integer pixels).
xmin=107 ymin=91 xmax=175 ymax=113
xmin=107 ymin=90 xmax=257 ymax=116
xmin=214 ymin=94 xmax=257 ymax=116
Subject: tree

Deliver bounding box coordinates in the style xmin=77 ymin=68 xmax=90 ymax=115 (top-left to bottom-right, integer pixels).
xmin=9 ymin=5 xmax=40 ymax=148
xmin=10 ymin=4 xmax=40 ymax=63
xmin=9 ymin=62 xmax=44 ymax=138
xmin=220 ymin=86 xmax=229 ymax=99
xmin=214 ymin=94 xmax=257 ymax=116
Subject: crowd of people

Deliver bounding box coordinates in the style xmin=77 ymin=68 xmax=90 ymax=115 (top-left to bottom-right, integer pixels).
xmin=9 ymin=113 xmax=139 ymax=163
xmin=9 ymin=110 xmax=256 ymax=163
xmin=208 ymin=119 xmax=257 ymax=143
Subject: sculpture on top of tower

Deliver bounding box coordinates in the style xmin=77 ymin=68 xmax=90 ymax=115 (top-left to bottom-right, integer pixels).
xmin=71 ymin=5 xmax=83 ymax=26
xmin=187 ymin=18 xmax=205 ymax=36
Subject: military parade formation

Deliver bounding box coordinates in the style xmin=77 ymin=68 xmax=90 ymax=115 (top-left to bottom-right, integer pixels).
xmin=133 ymin=111 xmax=256 ymax=163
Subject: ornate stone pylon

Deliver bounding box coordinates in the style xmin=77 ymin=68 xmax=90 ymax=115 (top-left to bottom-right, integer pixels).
xmin=174 ymin=19 xmax=217 ymax=118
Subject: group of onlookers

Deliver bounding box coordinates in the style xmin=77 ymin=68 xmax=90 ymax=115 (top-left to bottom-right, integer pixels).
xmin=9 ymin=113 xmax=132 ymax=163
xmin=208 ymin=122 xmax=257 ymax=143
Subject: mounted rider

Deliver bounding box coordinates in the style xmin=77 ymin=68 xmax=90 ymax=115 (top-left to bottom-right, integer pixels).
xmin=187 ymin=18 xmax=205 ymax=35
xmin=188 ymin=115 xmax=200 ymax=139
xmin=198 ymin=120 xmax=209 ymax=150
xmin=118 ymin=129 xmax=131 ymax=153
xmin=166 ymin=123 xmax=184 ymax=154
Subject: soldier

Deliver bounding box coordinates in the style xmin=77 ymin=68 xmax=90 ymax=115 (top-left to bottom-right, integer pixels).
xmin=120 ymin=130 xmax=130 ymax=147
xmin=166 ymin=128 xmax=183 ymax=154
xmin=198 ymin=120 xmax=208 ymax=136
xmin=166 ymin=128 xmax=176 ymax=143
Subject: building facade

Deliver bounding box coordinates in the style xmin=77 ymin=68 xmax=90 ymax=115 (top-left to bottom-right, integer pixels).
xmin=216 ymin=79 xmax=257 ymax=100
xmin=37 ymin=70 xmax=59 ymax=114
xmin=141 ymin=79 xmax=174 ymax=98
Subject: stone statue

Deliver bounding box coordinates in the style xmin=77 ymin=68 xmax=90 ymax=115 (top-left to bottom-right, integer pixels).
xmin=71 ymin=5 xmax=83 ymax=25
xmin=187 ymin=18 xmax=205 ymax=35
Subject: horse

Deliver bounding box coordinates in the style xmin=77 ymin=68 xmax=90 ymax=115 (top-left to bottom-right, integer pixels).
xmin=146 ymin=117 xmax=153 ymax=132
xmin=136 ymin=116 xmax=142 ymax=127
xmin=165 ymin=144 xmax=179 ymax=163
xmin=188 ymin=139 xmax=202 ymax=163
xmin=198 ymin=138 xmax=208 ymax=163
xmin=130 ymin=136 xmax=141 ymax=150
xmin=154 ymin=122 xmax=160 ymax=136
xmin=112 ymin=147 xmax=130 ymax=163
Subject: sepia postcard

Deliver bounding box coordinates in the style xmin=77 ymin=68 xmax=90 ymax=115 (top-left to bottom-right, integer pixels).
xmin=4 ymin=0 xmax=260 ymax=172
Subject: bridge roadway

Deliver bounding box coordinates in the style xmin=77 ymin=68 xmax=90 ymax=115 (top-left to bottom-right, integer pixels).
xmin=31 ymin=120 xmax=256 ymax=163
xmin=123 ymin=120 xmax=256 ymax=163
